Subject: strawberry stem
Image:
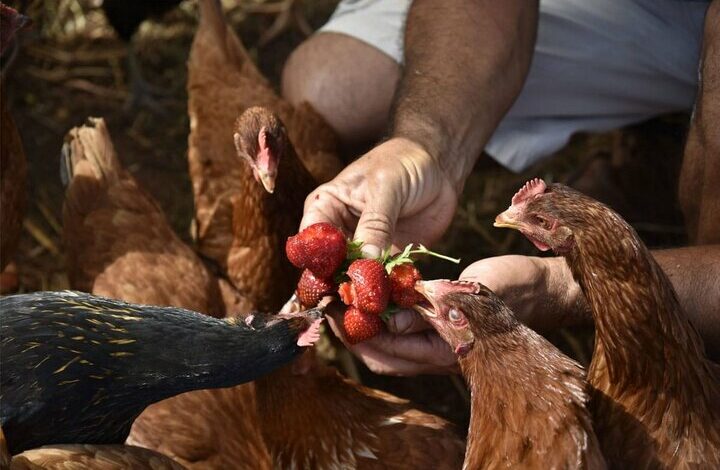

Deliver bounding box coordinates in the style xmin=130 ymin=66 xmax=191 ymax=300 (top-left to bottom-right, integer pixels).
xmin=407 ymin=244 xmax=461 ymax=264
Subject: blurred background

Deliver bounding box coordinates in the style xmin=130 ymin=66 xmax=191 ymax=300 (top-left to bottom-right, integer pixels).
xmin=0 ymin=0 xmax=691 ymax=431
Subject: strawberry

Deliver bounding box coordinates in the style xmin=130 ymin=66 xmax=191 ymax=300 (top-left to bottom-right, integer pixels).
xmin=338 ymin=281 xmax=354 ymax=306
xmin=389 ymin=264 xmax=424 ymax=308
xmin=296 ymin=269 xmax=335 ymax=307
xmin=286 ymin=222 xmax=346 ymax=279
xmin=345 ymin=259 xmax=390 ymax=315
xmin=343 ymin=305 xmax=383 ymax=344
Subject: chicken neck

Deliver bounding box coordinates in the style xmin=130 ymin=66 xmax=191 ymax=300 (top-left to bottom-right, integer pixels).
xmin=459 ymin=324 xmax=597 ymax=468
xmin=565 ymin=228 xmax=719 ymax=427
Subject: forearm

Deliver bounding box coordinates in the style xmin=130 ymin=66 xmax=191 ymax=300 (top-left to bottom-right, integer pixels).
xmin=391 ymin=0 xmax=538 ymax=187
xmin=653 ymin=245 xmax=720 ymax=359
xmin=678 ymin=0 xmax=720 ymax=243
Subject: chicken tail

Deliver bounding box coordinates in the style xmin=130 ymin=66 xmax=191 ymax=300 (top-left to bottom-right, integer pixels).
xmin=60 ymin=117 xmax=121 ymax=189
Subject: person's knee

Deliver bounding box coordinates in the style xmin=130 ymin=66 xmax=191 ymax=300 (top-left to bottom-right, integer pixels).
xmin=282 ymin=32 xmax=400 ymax=145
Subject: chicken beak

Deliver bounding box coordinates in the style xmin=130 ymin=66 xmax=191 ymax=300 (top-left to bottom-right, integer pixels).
xmin=414 ymin=281 xmax=439 ymax=317
xmin=258 ymin=169 xmax=276 ymax=194
xmin=493 ymin=208 xmax=522 ymax=230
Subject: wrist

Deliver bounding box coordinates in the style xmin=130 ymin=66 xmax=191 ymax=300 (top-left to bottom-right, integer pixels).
xmin=391 ymin=119 xmax=476 ymax=190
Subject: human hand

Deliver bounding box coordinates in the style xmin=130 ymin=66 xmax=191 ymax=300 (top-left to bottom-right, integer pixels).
xmin=459 ymin=255 xmax=590 ymax=332
xmin=300 ymin=137 xmax=459 ymax=258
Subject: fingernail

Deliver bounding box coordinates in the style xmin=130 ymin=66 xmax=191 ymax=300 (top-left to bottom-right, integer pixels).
xmin=361 ymin=244 xmax=381 ymax=259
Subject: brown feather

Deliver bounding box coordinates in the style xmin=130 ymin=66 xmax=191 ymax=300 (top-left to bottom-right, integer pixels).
xmin=10 ymin=444 xmax=185 ymax=470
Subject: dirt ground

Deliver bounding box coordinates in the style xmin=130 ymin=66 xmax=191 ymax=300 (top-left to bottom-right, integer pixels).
xmin=1 ymin=0 xmax=691 ymax=432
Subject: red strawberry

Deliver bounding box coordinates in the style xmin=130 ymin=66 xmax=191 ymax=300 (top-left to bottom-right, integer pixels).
xmin=345 ymin=259 xmax=390 ymax=315
xmin=297 ymin=269 xmax=335 ymax=307
xmin=343 ymin=305 xmax=383 ymax=344
xmin=286 ymin=223 xmax=346 ymax=279
xmin=389 ymin=264 xmax=424 ymax=308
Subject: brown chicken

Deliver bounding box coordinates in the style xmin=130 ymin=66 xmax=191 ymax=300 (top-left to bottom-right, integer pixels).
xmin=414 ymin=279 xmax=606 ymax=469
xmin=61 ymin=118 xmax=272 ymax=468
xmin=128 ymin=2 xmax=465 ymax=467
xmin=188 ymin=0 xmax=341 ymax=307
xmin=1 ymin=3 xmax=31 ymax=281
xmin=495 ymin=178 xmax=720 ymax=468
xmin=62 ymin=117 xmax=231 ymax=317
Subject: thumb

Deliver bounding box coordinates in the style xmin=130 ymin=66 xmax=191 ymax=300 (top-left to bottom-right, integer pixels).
xmin=354 ymin=187 xmax=400 ymax=258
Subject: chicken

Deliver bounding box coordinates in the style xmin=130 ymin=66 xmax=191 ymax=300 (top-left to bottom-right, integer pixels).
xmin=100 ymin=0 xmax=182 ymax=111
xmin=62 ymin=117 xmax=232 ymax=316
xmin=194 ymin=105 xmax=316 ymax=313
xmin=414 ymin=279 xmax=606 ymax=469
xmin=495 ymin=178 xmax=720 ymax=468
xmin=188 ymin=1 xmax=342 ymax=284
xmin=0 ymin=290 xmax=322 ymax=454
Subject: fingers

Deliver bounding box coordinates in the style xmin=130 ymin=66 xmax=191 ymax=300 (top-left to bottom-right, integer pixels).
xmin=353 ymin=181 xmax=401 ymax=258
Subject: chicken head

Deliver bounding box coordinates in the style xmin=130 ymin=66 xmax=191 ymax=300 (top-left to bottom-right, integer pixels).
xmin=414 ymin=279 xmax=519 ymax=357
xmin=233 ymin=106 xmax=288 ymax=193
xmin=494 ymin=178 xmax=579 ymax=253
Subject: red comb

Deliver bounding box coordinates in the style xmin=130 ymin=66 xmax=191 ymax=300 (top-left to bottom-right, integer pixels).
xmin=511 ymin=178 xmax=547 ymax=206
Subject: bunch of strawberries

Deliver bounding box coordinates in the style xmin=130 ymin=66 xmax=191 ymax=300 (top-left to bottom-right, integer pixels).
xmin=286 ymin=223 xmax=458 ymax=344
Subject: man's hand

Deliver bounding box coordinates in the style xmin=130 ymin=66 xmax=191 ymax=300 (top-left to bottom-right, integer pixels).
xmin=459 ymin=255 xmax=588 ymax=332
xmin=300 ymin=138 xmax=458 ymax=258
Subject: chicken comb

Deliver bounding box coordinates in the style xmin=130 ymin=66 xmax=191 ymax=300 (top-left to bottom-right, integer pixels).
xmin=511 ymin=178 xmax=547 ymax=206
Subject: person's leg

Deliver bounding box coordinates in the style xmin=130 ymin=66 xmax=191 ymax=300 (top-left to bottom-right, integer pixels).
xmin=282 ymin=0 xmax=411 ymax=146
xmin=679 ymin=0 xmax=720 ymax=245
xmin=282 ymin=33 xmax=399 ymax=146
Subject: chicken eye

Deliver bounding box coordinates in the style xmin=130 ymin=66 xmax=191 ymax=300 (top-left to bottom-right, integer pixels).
xmin=448 ymin=308 xmax=464 ymax=323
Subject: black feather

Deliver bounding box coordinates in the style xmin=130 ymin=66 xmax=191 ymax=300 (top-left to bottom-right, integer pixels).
xmin=0 ymin=291 xmax=319 ymax=454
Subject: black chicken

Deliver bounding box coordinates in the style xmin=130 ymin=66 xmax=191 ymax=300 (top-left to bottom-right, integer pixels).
xmin=100 ymin=0 xmax=182 ymax=111
xmin=0 ymin=290 xmax=323 ymax=454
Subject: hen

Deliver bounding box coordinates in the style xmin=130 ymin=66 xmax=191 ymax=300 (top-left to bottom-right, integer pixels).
xmin=495 ymin=178 xmax=720 ymax=468
xmin=1 ymin=291 xmax=321 ymax=454
xmin=415 ymin=279 xmax=606 ymax=469
xmin=188 ymin=0 xmax=342 ymax=300
xmin=128 ymin=2 xmax=465 ymax=467
xmin=62 ymin=117 xmax=231 ymax=316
